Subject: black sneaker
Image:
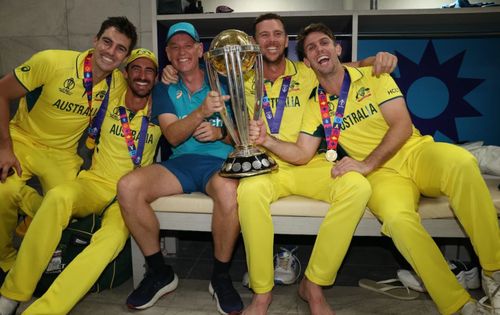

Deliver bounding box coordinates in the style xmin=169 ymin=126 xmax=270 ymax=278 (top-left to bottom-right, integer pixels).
xmin=209 ymin=274 xmax=244 ymax=314
xmin=126 ymin=266 xmax=178 ymax=310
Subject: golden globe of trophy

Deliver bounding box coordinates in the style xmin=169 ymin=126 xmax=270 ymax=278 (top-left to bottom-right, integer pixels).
xmin=204 ymin=29 xmax=278 ymax=177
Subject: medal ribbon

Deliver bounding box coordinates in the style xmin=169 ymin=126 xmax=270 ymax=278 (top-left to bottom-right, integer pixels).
xmin=118 ymin=106 xmax=149 ymax=168
xmin=262 ymin=76 xmax=291 ymax=134
xmin=319 ymin=71 xmax=351 ymax=151
xmin=83 ymin=53 xmax=112 ymax=148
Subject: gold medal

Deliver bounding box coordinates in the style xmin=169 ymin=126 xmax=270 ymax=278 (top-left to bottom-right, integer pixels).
xmin=326 ymin=149 xmax=337 ymax=162
xmin=85 ymin=136 xmax=95 ymax=150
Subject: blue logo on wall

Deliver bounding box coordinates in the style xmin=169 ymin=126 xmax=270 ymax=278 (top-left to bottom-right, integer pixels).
xmin=359 ymin=37 xmax=500 ymax=145
xmin=395 ymin=41 xmax=482 ymax=143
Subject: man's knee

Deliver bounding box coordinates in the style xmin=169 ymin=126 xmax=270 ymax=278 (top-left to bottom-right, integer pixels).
xmin=237 ymin=176 xmax=271 ymax=204
xmin=379 ymin=209 xmax=421 ymax=237
xmin=336 ymin=171 xmax=372 ymax=199
xmin=117 ymin=173 xmax=139 ymax=200
xmin=0 ymin=181 xmax=23 ymax=212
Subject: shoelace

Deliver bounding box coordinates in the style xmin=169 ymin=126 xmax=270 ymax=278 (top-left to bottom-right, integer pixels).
xmin=275 ymin=247 xmax=302 ymax=282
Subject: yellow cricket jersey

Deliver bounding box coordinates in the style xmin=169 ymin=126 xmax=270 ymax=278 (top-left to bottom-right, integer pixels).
xmin=301 ymin=66 xmax=433 ymax=171
xmin=11 ymin=49 xmax=127 ymax=152
xmin=245 ymin=59 xmax=318 ymax=166
xmin=90 ymin=92 xmax=162 ymax=182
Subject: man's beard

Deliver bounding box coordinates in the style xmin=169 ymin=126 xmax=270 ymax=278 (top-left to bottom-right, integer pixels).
xmin=131 ymin=89 xmax=151 ymax=98
xmin=130 ymin=80 xmax=152 ymax=98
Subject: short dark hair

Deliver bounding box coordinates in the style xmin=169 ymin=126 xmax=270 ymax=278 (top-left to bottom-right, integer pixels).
xmin=253 ymin=13 xmax=287 ymax=36
xmin=96 ymin=16 xmax=138 ymax=54
xmin=296 ymin=23 xmax=335 ymax=61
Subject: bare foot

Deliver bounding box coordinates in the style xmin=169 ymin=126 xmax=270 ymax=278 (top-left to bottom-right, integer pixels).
xmin=242 ymin=292 xmax=272 ymax=315
xmin=298 ymin=277 xmax=335 ymax=315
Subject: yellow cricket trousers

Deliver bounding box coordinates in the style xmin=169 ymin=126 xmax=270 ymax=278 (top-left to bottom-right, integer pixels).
xmin=0 ymin=170 xmax=129 ymax=315
xmin=0 ymin=132 xmax=81 ymax=272
xmin=368 ymin=141 xmax=500 ymax=315
xmin=238 ymin=156 xmax=371 ymax=293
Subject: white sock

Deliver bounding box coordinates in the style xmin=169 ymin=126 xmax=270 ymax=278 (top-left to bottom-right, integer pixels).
xmin=0 ymin=296 xmax=18 ymax=315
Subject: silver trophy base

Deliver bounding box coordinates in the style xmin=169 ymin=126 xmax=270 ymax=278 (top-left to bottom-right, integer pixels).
xmin=220 ymin=147 xmax=278 ymax=178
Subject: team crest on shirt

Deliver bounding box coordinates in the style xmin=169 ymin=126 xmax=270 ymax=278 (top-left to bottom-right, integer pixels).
xmin=59 ymin=78 xmax=76 ymax=95
xmin=355 ymin=87 xmax=371 ymax=102
xmin=289 ymin=80 xmax=300 ymax=91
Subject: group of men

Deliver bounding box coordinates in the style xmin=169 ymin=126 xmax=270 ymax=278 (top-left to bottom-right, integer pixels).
xmin=0 ymin=12 xmax=498 ymax=315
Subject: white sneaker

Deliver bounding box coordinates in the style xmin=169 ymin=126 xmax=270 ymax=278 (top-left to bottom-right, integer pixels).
xmin=0 ymin=296 xmax=19 ymax=315
xmin=398 ymin=260 xmax=480 ymax=294
xmin=241 ymin=247 xmax=301 ymax=288
xmin=241 ymin=272 xmax=249 ymax=288
xmin=449 ymin=260 xmax=480 ymax=290
xmin=274 ymin=247 xmax=301 ymax=285
xmin=478 ymin=296 xmax=494 ymax=315
xmin=482 ymin=270 xmax=500 ymax=314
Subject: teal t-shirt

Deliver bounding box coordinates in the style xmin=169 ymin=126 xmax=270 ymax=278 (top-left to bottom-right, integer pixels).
xmin=152 ymin=76 xmax=233 ymax=160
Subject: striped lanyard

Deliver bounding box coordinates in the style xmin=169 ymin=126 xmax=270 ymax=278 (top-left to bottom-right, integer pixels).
xmin=83 ymin=53 xmax=112 ymax=149
xmin=262 ymin=76 xmax=291 ymax=135
xmin=118 ymin=105 xmax=149 ymax=168
xmin=319 ymin=71 xmax=351 ymax=161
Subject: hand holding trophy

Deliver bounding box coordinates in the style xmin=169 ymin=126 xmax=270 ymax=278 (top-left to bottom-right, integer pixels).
xmin=204 ymin=29 xmax=278 ymax=177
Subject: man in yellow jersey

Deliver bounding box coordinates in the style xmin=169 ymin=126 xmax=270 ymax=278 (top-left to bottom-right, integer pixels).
xmin=0 ymin=16 xmax=137 ymax=285
xmin=237 ymin=13 xmax=397 ymax=315
xmin=0 ymin=48 xmax=164 ymax=315
xmin=278 ymin=22 xmax=499 ymax=315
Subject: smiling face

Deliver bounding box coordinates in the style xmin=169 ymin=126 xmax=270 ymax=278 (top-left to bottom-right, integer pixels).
xmin=254 ymin=18 xmax=288 ymax=65
xmin=124 ymin=57 xmax=157 ymax=98
xmin=165 ymin=33 xmax=203 ymax=74
xmin=302 ymin=31 xmax=342 ymax=77
xmin=92 ymin=26 xmax=131 ymax=75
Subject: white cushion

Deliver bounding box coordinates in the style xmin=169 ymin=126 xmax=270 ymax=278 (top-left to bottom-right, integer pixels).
xmin=151 ymin=176 xmax=500 ymax=219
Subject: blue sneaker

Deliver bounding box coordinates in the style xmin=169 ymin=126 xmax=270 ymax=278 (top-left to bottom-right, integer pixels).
xmin=209 ymin=274 xmax=243 ymax=314
xmin=126 ymin=267 xmax=178 ymax=310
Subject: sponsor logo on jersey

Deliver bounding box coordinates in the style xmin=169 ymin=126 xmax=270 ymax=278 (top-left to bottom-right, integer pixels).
xmin=387 ymin=87 xmax=400 ymax=95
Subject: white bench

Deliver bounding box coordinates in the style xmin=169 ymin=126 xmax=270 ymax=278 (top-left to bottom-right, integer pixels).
xmin=131 ymin=176 xmax=500 ymax=287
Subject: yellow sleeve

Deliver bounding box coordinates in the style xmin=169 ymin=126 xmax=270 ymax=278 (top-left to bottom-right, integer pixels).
xmin=372 ymin=73 xmax=404 ymax=106
xmin=300 ymin=93 xmax=323 ymax=137
xmin=13 ymin=50 xmax=56 ymax=92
